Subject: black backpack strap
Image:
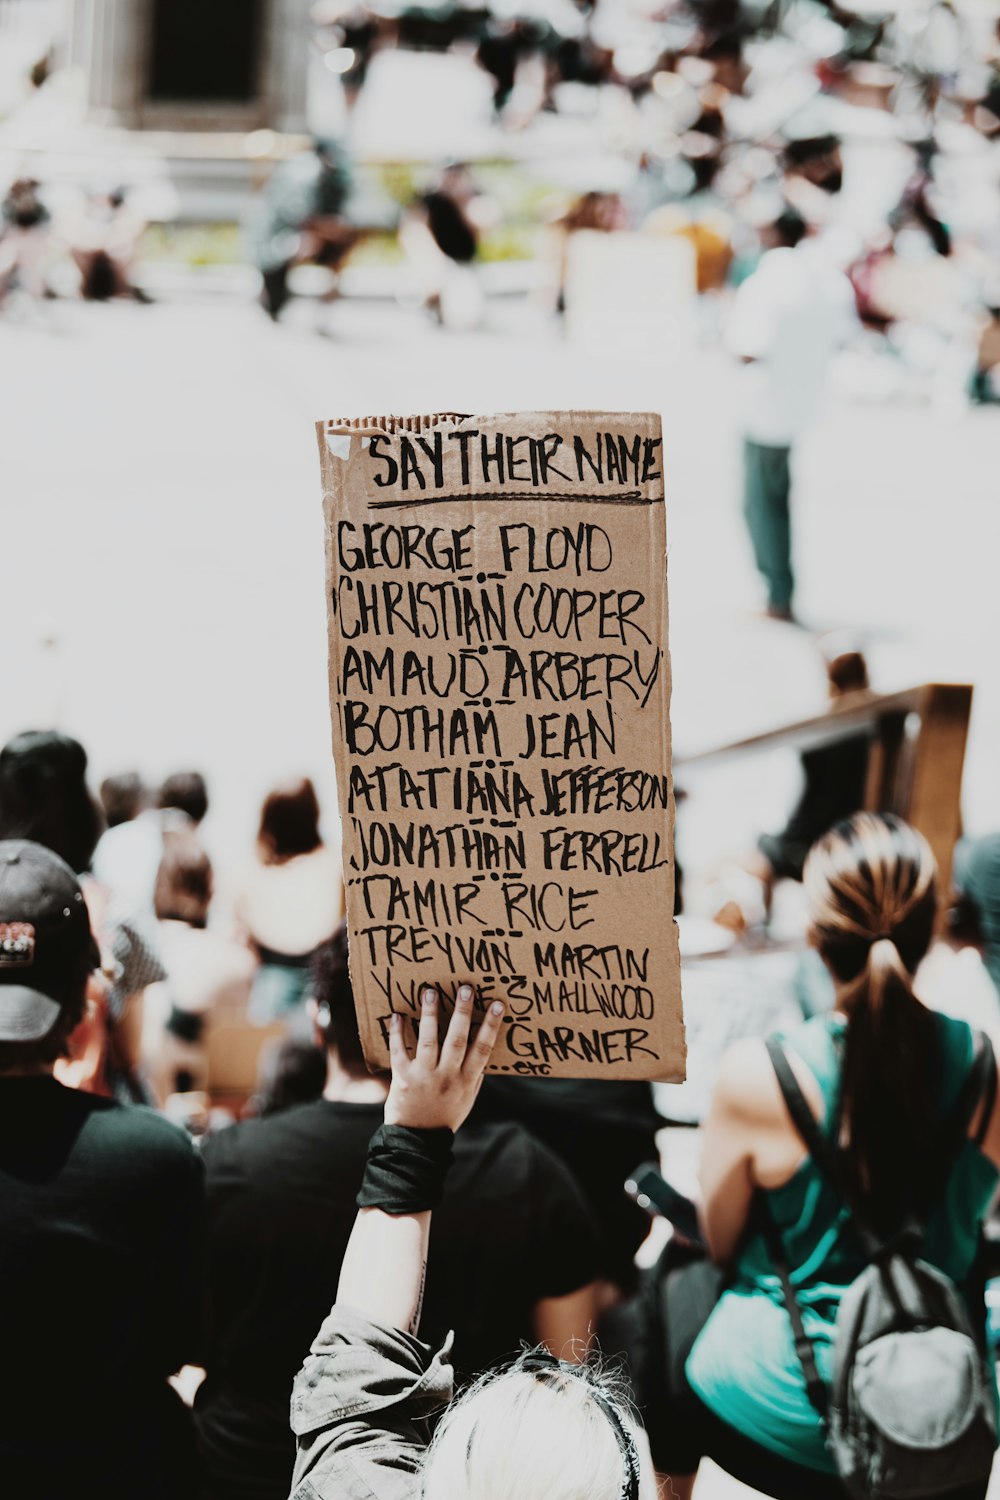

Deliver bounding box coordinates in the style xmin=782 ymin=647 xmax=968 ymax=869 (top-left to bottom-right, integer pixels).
xmin=760 ymin=1039 xmax=837 ymax=1424
xmin=765 ymin=1037 xmax=843 ymax=1194
xmin=969 ymin=1032 xmax=996 ymax=1150
xmin=757 ymin=1196 xmax=829 ymax=1422
xmin=766 ymin=1036 xmax=887 ymax=1254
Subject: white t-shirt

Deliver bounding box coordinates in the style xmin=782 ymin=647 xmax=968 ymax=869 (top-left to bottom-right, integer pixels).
xmin=92 ymin=807 xmax=191 ymax=911
xmin=728 ymin=243 xmax=855 ymax=447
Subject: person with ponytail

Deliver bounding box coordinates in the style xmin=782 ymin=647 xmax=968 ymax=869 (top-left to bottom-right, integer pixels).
xmin=636 ymin=813 xmax=1000 ymax=1500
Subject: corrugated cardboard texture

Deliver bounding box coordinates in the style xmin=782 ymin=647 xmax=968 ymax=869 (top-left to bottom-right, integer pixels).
xmin=318 ymin=411 xmax=685 ymax=1082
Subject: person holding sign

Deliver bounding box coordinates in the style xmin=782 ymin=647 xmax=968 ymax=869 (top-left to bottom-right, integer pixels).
xmin=196 ymin=925 xmax=601 ymax=1500
xmin=287 ymin=984 xmax=656 ymax=1500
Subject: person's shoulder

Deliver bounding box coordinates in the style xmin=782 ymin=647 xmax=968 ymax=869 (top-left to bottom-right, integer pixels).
xmin=930 ymin=1007 xmax=977 ymax=1066
xmin=203 ymin=1099 xmax=356 ymax=1176
xmin=454 ymin=1117 xmax=531 ymax=1165
xmin=201 ymin=1107 xmax=285 ymax=1172
xmin=92 ymin=1099 xmax=201 ymax=1170
xmin=712 ymin=1035 xmax=788 ymax=1125
xmin=455 ymin=1119 xmax=577 ymax=1194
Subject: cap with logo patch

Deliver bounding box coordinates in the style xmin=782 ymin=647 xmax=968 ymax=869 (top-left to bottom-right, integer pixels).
xmin=0 ymin=840 xmax=99 ymax=1042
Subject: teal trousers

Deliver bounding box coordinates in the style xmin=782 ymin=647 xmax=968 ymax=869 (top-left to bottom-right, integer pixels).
xmin=743 ymin=439 xmax=793 ymax=611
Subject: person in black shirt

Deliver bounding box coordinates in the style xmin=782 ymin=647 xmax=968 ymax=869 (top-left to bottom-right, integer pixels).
xmin=0 ymin=839 xmax=205 ymax=1500
xmin=474 ymin=1075 xmax=661 ymax=1293
xmin=757 ymin=641 xmax=872 ymax=885
xmin=195 ymin=921 xmax=601 ymax=1500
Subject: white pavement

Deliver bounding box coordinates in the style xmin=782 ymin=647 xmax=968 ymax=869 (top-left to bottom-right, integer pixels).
xmin=5 ymin=291 xmax=999 ymax=888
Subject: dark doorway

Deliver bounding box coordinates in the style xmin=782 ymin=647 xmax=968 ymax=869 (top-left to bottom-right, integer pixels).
xmin=147 ymin=0 xmax=266 ymax=103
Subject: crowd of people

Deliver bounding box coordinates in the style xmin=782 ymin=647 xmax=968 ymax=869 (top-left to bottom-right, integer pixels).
xmin=238 ymin=0 xmax=1000 ymax=361
xmin=0 ymin=176 xmax=149 ymax=308
xmin=3 ymin=718 xmax=1000 ymax=1499
xmin=2 ymin=12 xmax=1000 ymax=1498
xmin=5 ymin=0 xmax=1000 ymax=414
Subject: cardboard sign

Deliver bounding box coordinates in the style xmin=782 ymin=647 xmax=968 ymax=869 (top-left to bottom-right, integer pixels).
xmin=318 ymin=411 xmax=685 ymax=1082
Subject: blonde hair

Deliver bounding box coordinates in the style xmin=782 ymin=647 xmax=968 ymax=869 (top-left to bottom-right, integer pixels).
xmin=421 ymin=1353 xmax=655 ymax=1500
xmin=803 ymin=812 xmax=939 ymax=1225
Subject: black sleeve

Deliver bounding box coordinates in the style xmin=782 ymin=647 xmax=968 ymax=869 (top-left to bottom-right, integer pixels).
xmin=526 ymin=1137 xmax=601 ymax=1298
xmin=154 ymin=1137 xmax=208 ymax=1374
xmin=197 ymin=1126 xmax=248 ymax=1374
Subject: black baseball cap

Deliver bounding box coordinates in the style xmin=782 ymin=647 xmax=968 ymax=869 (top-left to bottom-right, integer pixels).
xmin=0 ymin=840 xmax=99 ymax=1042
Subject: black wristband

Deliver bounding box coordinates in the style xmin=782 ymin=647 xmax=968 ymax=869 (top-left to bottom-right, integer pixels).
xmin=357 ymin=1124 xmax=455 ymax=1213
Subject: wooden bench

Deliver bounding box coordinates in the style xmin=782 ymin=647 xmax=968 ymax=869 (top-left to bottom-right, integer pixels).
xmin=675 ymin=683 xmax=974 ymax=898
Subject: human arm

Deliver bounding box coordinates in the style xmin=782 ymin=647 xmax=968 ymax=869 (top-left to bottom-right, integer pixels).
xmin=534 ymin=1284 xmax=599 ymax=1361
xmin=289 ymin=987 xmax=506 ymax=1500
xmin=698 ymin=1037 xmax=821 ymax=1264
xmin=523 ymin=1135 xmax=603 ymax=1358
xmin=698 ymin=1042 xmax=757 ymax=1264
xmin=336 ymin=984 xmax=506 ymax=1330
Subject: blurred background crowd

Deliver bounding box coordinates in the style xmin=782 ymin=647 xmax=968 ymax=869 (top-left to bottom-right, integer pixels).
xmin=3 ymin=4 xmax=1000 ymax=1497
xmin=1 ymin=0 xmax=999 ymax=368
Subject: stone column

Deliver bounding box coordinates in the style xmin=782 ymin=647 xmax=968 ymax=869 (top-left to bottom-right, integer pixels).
xmin=263 ymin=0 xmax=312 ymax=133
xmin=69 ymin=0 xmax=148 ymax=126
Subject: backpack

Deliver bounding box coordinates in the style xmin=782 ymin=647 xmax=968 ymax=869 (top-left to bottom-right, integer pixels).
xmin=761 ymin=1031 xmax=998 ymax=1500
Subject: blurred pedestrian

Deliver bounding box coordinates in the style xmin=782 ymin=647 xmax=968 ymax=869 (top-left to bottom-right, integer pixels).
xmin=403 ymin=164 xmax=496 ymax=328
xmin=728 ymin=208 xmax=855 ymax=621
xmin=969 ymin=302 xmax=1000 ymax=405
xmin=68 ymin=187 xmax=150 ymax=302
xmin=246 ymin=137 xmax=357 ymax=321
xmin=0 ymin=177 xmax=52 ymax=305
xmin=99 ymin=771 xmax=146 ymax=830
xmin=233 ymin=777 xmax=341 ymax=1023
xmin=144 ymin=835 xmax=255 ymax=1104
xmin=93 ymin=770 xmax=208 ymax=913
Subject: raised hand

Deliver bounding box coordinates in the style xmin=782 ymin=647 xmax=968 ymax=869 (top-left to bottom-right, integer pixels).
xmin=384 ymin=984 xmax=505 ymax=1132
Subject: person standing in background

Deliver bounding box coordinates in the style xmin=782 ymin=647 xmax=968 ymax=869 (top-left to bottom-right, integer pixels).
xmin=232 ymin=777 xmax=341 ymax=1025
xmin=144 ymin=835 xmax=255 ymax=1104
xmin=93 ymin=770 xmax=208 ymax=914
xmin=728 ymin=208 xmax=855 ymax=622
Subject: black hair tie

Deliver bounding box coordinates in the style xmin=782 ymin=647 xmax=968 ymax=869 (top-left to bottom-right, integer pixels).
xmin=519 ymin=1351 xmax=641 ymax=1500
xmin=356 ymin=1123 xmax=454 ymax=1213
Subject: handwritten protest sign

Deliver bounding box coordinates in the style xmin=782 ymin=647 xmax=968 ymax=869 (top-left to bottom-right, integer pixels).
xmin=319 ymin=411 xmax=684 ymax=1081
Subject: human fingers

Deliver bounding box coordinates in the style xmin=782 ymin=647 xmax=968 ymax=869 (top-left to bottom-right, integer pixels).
xmin=414 ymin=985 xmax=440 ymax=1066
xmin=440 ymin=983 xmax=475 ymax=1070
xmin=463 ymin=999 xmax=505 ymax=1079
xmin=388 ymin=1010 xmax=411 ymax=1073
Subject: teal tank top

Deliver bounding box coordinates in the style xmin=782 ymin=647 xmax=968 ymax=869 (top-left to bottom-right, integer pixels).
xmin=686 ymin=1012 xmax=999 ymax=1473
